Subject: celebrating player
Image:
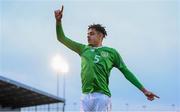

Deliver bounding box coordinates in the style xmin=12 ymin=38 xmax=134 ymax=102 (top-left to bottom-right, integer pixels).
xmin=54 ymin=5 xmax=159 ymax=112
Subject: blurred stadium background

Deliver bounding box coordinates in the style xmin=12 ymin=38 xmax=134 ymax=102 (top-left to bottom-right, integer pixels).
xmin=0 ymin=76 xmax=179 ymax=112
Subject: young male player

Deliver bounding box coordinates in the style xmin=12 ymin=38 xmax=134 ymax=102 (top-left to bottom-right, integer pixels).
xmin=54 ymin=5 xmax=159 ymax=112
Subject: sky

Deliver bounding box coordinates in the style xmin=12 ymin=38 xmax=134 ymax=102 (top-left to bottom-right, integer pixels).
xmin=0 ymin=0 xmax=180 ymax=111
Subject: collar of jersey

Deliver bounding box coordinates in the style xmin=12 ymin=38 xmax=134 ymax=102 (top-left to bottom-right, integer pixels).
xmin=92 ymin=46 xmax=104 ymax=49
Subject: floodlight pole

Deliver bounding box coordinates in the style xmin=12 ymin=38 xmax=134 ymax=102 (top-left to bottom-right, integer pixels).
xmin=57 ymin=72 xmax=59 ymax=112
xmin=62 ymin=73 xmax=66 ymax=112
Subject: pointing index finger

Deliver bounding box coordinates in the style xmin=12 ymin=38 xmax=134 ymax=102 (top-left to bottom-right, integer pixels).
xmin=60 ymin=5 xmax=64 ymax=13
xmin=154 ymin=94 xmax=160 ymax=98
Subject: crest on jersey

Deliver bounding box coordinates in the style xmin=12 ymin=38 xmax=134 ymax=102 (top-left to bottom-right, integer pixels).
xmin=101 ymin=51 xmax=109 ymax=57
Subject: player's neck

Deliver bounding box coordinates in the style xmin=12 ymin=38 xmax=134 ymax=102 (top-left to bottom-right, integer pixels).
xmin=90 ymin=43 xmax=102 ymax=47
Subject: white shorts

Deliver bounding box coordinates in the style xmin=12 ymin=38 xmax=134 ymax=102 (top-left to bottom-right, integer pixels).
xmin=80 ymin=92 xmax=112 ymax=112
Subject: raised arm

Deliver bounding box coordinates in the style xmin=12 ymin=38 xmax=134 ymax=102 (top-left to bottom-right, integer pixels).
xmin=114 ymin=50 xmax=159 ymax=101
xmin=54 ymin=5 xmax=85 ymax=55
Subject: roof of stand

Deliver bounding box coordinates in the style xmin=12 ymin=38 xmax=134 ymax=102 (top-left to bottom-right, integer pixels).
xmin=0 ymin=75 xmax=64 ymax=108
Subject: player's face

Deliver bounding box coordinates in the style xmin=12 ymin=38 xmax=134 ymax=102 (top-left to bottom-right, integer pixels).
xmin=87 ymin=28 xmax=103 ymax=46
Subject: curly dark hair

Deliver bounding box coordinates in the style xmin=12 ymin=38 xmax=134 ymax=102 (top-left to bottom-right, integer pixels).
xmin=88 ymin=24 xmax=107 ymax=37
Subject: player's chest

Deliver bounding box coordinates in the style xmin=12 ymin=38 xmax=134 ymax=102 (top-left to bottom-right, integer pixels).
xmin=81 ymin=48 xmax=113 ymax=64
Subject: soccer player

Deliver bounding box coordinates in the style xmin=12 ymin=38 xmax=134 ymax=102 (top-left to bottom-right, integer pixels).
xmin=54 ymin=5 xmax=159 ymax=112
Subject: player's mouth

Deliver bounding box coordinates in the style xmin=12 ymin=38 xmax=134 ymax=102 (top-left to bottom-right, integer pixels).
xmin=88 ymin=38 xmax=91 ymax=42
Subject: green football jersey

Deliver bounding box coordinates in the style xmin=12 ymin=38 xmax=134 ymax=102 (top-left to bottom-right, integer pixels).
xmin=56 ymin=23 xmax=144 ymax=97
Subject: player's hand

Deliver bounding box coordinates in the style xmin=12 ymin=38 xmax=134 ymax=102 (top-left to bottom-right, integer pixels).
xmin=54 ymin=5 xmax=64 ymax=22
xmin=141 ymin=88 xmax=160 ymax=101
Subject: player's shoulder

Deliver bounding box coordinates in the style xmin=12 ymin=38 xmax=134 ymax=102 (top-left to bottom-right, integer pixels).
xmin=102 ymin=46 xmax=118 ymax=53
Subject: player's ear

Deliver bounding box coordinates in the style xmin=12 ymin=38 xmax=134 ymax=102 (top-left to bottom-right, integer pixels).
xmin=98 ymin=33 xmax=104 ymax=41
xmin=100 ymin=33 xmax=104 ymax=39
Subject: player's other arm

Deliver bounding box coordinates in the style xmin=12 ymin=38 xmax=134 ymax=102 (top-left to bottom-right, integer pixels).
xmin=114 ymin=50 xmax=159 ymax=101
xmin=54 ymin=5 xmax=85 ymax=55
